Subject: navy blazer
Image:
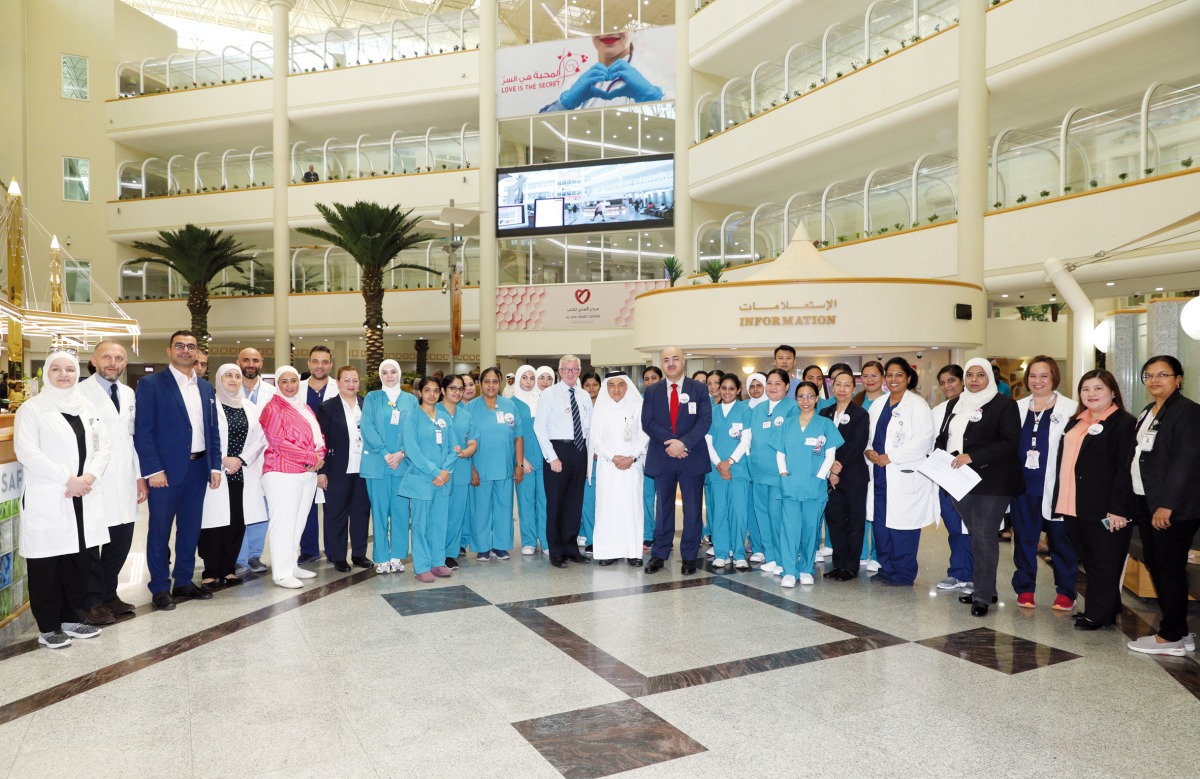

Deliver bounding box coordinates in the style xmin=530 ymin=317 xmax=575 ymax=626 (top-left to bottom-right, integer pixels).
xmin=1133 ymin=391 xmax=1200 ymax=518
xmin=641 ymin=376 xmax=712 ymax=478
xmin=133 ymin=368 xmax=221 ymax=482
xmin=1052 ymin=409 xmax=1137 ymax=521
xmin=820 ymin=402 xmax=869 ymax=491
xmin=317 ymin=395 xmax=364 ymax=476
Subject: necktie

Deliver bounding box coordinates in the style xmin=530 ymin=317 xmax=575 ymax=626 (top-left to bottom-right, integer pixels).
xmin=670 ymin=383 xmax=679 ymax=434
xmin=569 ymin=387 xmax=584 ymax=450
xmin=110 ymin=382 xmax=120 ymax=412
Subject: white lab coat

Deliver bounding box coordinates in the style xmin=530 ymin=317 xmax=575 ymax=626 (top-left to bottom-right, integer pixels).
xmin=14 ymin=396 xmax=111 ymax=558
xmin=245 ymin=377 xmax=277 ymax=408
xmin=865 ymin=390 xmax=939 ymax=530
xmin=202 ymin=402 xmax=269 ymax=528
xmin=77 ymin=376 xmax=140 ymax=527
xmin=1015 ymin=393 xmax=1078 ymax=521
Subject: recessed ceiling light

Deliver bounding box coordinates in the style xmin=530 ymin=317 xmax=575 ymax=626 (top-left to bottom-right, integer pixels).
xmin=1001 ymin=294 xmax=1008 ymax=298
xmin=1155 ymin=287 xmax=1164 ymax=291
xmin=1106 ymin=282 xmax=1115 ymax=287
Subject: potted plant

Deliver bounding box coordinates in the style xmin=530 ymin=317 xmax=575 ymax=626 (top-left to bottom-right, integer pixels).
xmin=699 ymin=259 xmax=730 ymax=283
xmin=661 ymin=256 xmax=684 ymax=287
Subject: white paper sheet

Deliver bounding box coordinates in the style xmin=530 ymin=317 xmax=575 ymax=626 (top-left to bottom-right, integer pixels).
xmin=917 ymin=449 xmax=982 ymax=502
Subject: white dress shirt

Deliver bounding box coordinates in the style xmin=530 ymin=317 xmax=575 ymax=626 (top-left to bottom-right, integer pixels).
xmin=533 ymin=381 xmax=592 ymax=463
xmin=170 ymin=364 xmax=205 ymax=454
xmin=342 ymin=396 xmax=363 ymax=474
xmin=1131 ymin=409 xmax=1156 ymax=496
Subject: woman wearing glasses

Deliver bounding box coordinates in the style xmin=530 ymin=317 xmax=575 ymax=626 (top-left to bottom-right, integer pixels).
xmin=1127 ymin=356 xmax=1200 ymax=656
xmin=439 ymin=374 xmax=477 ymax=570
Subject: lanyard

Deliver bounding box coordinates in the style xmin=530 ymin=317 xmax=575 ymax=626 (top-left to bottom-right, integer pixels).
xmin=1029 ymin=393 xmax=1055 ymax=450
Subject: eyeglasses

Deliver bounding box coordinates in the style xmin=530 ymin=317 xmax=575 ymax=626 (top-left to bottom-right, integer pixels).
xmin=447 ymin=385 xmax=464 ymax=392
xmin=1142 ymin=372 xmax=1177 ymax=382
xmin=172 ymin=343 xmax=199 ymax=352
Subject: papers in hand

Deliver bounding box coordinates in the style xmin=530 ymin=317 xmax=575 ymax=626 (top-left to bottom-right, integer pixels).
xmin=917 ymin=449 xmax=981 ymax=501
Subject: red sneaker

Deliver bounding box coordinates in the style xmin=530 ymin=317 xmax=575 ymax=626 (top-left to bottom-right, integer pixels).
xmin=1017 ymin=592 xmax=1035 ymax=608
xmin=1052 ymin=594 xmax=1075 ymax=611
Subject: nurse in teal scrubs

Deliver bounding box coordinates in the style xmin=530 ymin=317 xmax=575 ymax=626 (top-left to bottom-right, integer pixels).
xmin=399 ymin=377 xmax=459 ymax=583
xmin=705 ymin=373 xmax=752 ymax=569
xmin=777 ymin=381 xmax=844 ymax=588
xmin=438 ymin=374 xmax=476 ymax=570
xmin=511 ymin=365 xmax=547 ymax=555
xmin=360 ymin=359 xmax=417 ymax=573
xmin=467 ymin=367 xmax=524 ymax=561
xmin=577 ymin=372 xmax=602 ymax=553
xmin=747 ymin=368 xmax=797 ymax=576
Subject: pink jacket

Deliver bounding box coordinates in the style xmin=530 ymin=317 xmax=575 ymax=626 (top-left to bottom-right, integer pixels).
xmin=260 ymin=394 xmax=327 ymax=475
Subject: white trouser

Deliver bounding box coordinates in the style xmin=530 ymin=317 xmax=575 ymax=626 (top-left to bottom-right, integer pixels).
xmin=262 ymin=471 xmax=317 ymax=582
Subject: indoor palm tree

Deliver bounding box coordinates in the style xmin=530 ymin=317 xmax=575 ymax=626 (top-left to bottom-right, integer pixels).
xmin=297 ymin=201 xmax=436 ymax=388
xmin=131 ymin=224 xmax=253 ymax=343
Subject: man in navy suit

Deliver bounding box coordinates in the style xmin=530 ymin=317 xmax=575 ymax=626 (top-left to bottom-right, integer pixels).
xmin=317 ymin=366 xmax=372 ymax=572
xmin=641 ymin=346 xmax=712 ymax=575
xmin=134 ymin=330 xmax=222 ymax=610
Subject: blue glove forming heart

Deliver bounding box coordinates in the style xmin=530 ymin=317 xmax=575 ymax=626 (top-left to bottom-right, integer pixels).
xmin=605 ymin=59 xmax=664 ymax=103
xmin=559 ymin=62 xmax=612 ymax=110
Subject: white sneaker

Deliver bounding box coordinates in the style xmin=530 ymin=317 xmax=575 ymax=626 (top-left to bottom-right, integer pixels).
xmin=733 ymin=559 xmax=750 ymax=570
xmin=866 ymin=560 xmax=881 ymax=572
xmin=61 ymin=623 xmax=101 ymax=639
xmin=818 ymin=546 xmax=833 ymax=557
xmin=576 ymin=535 xmax=587 ymax=545
xmin=375 ymin=563 xmax=390 ymax=574
xmin=750 ymin=552 xmax=765 ymax=563
xmin=936 ymin=577 xmax=963 ymax=590
xmin=859 ymin=559 xmax=869 ymax=568
xmin=799 ymin=573 xmax=815 ymax=586
xmin=38 ymin=631 xmax=71 ymax=649
xmin=773 ymin=567 xmax=783 ymax=576
xmin=294 ymin=568 xmax=317 ymax=579
xmin=712 ymin=557 xmax=728 ymax=568
xmin=542 ymin=548 xmax=550 ymax=556
xmin=814 ymin=553 xmax=824 ymax=564
xmin=760 ymin=561 xmax=779 ymax=573
xmin=781 ymin=575 xmax=797 ymax=588
xmin=522 ymin=546 xmax=535 ymax=556
xmin=275 ymin=576 xmax=303 ymax=589
xmin=706 ymin=547 xmax=716 ymax=557
xmin=390 ymin=559 xmax=406 ymax=573
xmin=1186 ymin=633 xmax=1196 ymax=652
xmin=1127 ymin=635 xmax=1187 ymax=657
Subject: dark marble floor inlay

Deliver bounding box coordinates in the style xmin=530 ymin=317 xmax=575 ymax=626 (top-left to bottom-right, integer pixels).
xmin=383 ymin=584 xmax=493 ymax=617
xmin=512 ymin=699 xmax=706 ymax=779
xmin=916 ymin=627 xmax=1081 ymax=675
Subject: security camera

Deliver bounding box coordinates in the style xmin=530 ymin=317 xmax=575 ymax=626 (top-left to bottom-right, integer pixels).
xmin=916 ymin=351 xmax=924 ymax=359
xmin=1018 ymin=292 xmax=1025 ymax=299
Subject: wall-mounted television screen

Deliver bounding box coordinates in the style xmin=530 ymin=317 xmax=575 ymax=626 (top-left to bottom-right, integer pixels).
xmin=497 ymin=154 xmax=674 ymax=237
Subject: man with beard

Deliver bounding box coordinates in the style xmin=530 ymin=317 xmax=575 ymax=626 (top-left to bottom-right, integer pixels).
xmin=300 ymin=346 xmax=341 ymax=566
xmin=233 ymin=347 xmax=275 ymax=575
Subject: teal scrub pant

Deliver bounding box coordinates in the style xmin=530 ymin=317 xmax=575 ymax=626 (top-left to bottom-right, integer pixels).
xmin=444 ymin=480 xmax=471 ymax=559
xmin=862 ymin=522 xmax=877 ymax=561
xmin=703 ymin=482 xmax=714 ymax=539
xmin=366 ymin=476 xmax=409 ymax=563
xmin=781 ymin=497 xmax=826 ymax=577
xmin=516 ymin=469 xmax=547 ymax=549
xmin=411 ymin=489 xmax=449 ymax=575
xmin=471 ymin=478 xmax=515 ymax=553
xmin=751 ymin=482 xmax=782 ymax=565
xmin=642 ymin=477 xmax=656 ymax=543
xmin=579 ymin=475 xmax=596 ymax=544
xmin=707 ymin=476 xmax=748 ymax=561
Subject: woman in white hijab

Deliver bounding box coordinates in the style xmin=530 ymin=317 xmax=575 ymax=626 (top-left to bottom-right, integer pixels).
xmin=361 ymin=359 xmax=417 ymax=573
xmin=200 ymin=364 xmax=268 ymax=588
xmin=511 ymin=364 xmax=548 ymax=555
xmin=588 ymin=373 xmax=649 ymax=566
xmin=746 ymin=373 xmax=767 ymax=408
xmin=260 ymin=365 xmax=326 ymax=588
xmin=15 ymin=350 xmax=110 ymax=648
xmin=947 ymin=357 xmax=1022 ymax=617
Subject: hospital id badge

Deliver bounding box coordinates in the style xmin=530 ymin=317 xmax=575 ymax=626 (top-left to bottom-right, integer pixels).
xmin=390 ymin=409 xmax=400 ymax=425
xmin=805 ymin=437 xmax=819 ymax=447
xmin=762 ymin=421 xmax=771 ymax=430
xmin=352 ymin=436 xmax=363 ymax=455
xmin=1142 ymin=430 xmax=1156 ymax=451
xmin=435 ymin=430 xmax=443 ymax=445
xmin=688 ymin=402 xmax=697 ymax=415
xmin=1024 ymin=449 xmax=1039 ymax=469
xmin=93 ymin=430 xmax=100 ymax=451
xmin=496 ymin=410 xmax=506 ymax=424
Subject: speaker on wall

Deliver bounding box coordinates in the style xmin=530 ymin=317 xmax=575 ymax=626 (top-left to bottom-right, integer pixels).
xmin=955 ymin=304 xmax=973 ymax=320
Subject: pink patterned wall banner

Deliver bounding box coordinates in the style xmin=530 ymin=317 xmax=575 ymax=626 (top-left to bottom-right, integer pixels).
xmin=496 ymin=281 xmax=667 ymax=331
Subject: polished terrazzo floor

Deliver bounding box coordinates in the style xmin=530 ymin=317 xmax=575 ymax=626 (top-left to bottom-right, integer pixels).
xmin=1 ymin=508 xmax=1198 ymax=779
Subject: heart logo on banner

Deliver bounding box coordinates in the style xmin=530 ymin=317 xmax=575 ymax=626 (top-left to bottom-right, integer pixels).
xmin=575 ymin=289 xmax=591 ymax=304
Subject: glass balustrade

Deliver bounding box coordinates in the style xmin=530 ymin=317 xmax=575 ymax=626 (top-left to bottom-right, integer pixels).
xmin=499 ymin=102 xmax=675 ymax=167
xmin=500 ymin=230 xmax=675 ymax=286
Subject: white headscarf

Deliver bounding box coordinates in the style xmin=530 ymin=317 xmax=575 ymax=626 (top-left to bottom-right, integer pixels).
xmin=535 ymin=366 xmax=556 ymax=391
xmin=378 ymin=359 xmax=402 ymax=403
xmin=746 ymin=373 xmax=768 ymax=408
xmin=946 ymin=357 xmax=998 ymax=454
xmin=214 ymin=363 xmax=244 ymax=408
xmin=587 ymin=373 xmax=646 ymax=483
xmin=37 ymin=351 xmax=91 ymax=416
xmin=511 ymin=364 xmax=540 ymax=416
xmin=274 ymin=365 xmax=324 ymax=447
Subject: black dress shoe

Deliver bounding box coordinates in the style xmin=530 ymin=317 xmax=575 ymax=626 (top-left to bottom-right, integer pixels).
xmin=333 ymin=560 xmax=352 ymax=573
xmin=681 ymin=561 xmax=698 ymax=575
xmin=351 ymin=556 xmax=373 ymax=569
xmin=960 ymin=593 xmax=998 ymax=604
xmin=628 ymin=558 xmax=643 ymax=567
xmin=103 ymin=598 xmax=136 ymax=615
xmin=172 ymin=583 xmax=214 ymax=600
xmin=833 ymin=569 xmax=856 ymax=582
xmin=598 ymin=559 xmax=616 ymax=566
xmin=644 ymin=556 xmax=665 ymax=574
xmin=222 ymin=576 xmax=244 ymax=587
xmin=550 ymin=556 xmax=568 ymax=569
xmin=971 ymin=603 xmax=990 ymax=617
xmin=1074 ymin=617 xmax=1106 ymax=631
xmin=151 ymin=592 xmax=176 ymax=611
xmin=566 ymin=554 xmax=591 ymax=564
xmin=1071 ymin=612 xmax=1087 ymax=622
xmin=297 ymin=553 xmax=318 ymax=565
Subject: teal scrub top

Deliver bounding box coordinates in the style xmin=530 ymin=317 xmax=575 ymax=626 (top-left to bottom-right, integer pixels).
xmin=512 ymin=397 xmax=543 ymax=470
xmin=466 ymin=395 xmax=524 ymax=482
xmin=707 ymin=400 xmax=752 ymax=483
xmin=747 ymin=397 xmax=797 ymax=488
xmin=398 ymin=405 xmax=459 ymax=500
xmin=360 ymin=389 xmax=417 ymax=480
xmin=778 ymin=412 xmax=844 ymax=502
xmin=438 ymin=401 xmax=476 ymax=486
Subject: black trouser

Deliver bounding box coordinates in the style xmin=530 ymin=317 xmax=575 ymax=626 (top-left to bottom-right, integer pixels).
xmin=84 ymin=521 xmax=136 ymax=609
xmin=28 ymin=551 xmax=89 ymax=633
xmin=323 ymin=472 xmax=370 ymax=563
xmin=1063 ymin=514 xmax=1131 ymax=626
xmin=1136 ymin=497 xmax=1200 ymax=642
xmin=199 ymin=480 xmax=247 ymax=580
xmin=544 ymin=440 xmax=586 ymax=559
xmin=826 ymin=485 xmax=867 ymax=575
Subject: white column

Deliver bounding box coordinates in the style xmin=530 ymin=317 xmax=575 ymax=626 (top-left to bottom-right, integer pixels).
xmin=674 ymin=0 xmax=693 ymax=273
xmin=478 ymin=1 xmax=498 ymax=368
xmin=271 ymin=0 xmax=292 ymax=364
xmin=957 ymin=0 xmax=987 ymax=355
xmin=1044 ymin=257 xmax=1095 ymax=383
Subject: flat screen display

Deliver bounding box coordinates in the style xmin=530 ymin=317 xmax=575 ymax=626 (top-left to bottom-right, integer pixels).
xmin=497 ymin=154 xmax=674 ymax=237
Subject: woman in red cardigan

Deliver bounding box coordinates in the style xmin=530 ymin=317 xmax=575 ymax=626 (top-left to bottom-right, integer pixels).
xmin=261 ymin=365 xmax=326 ymax=589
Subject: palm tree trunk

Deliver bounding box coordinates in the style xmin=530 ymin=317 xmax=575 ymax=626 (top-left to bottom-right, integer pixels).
xmin=361 ymin=266 xmax=384 ymax=391
xmin=188 ymin=281 xmax=211 ymax=343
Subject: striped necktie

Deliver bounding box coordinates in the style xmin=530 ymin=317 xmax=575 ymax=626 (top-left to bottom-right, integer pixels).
xmin=569 ymin=387 xmax=584 ymax=450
